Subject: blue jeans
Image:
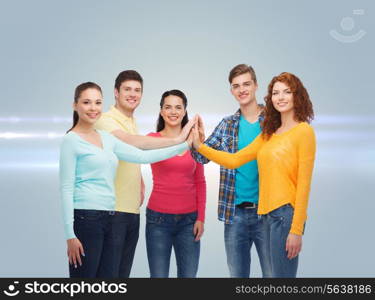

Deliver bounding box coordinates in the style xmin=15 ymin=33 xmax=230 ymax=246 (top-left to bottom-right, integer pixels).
xmin=69 ymin=209 xmax=120 ymax=278
xmin=261 ymin=204 xmax=298 ymax=278
xmin=145 ymin=208 xmax=200 ymax=278
xmin=69 ymin=209 xmax=139 ymax=278
xmin=224 ymin=207 xmax=272 ymax=278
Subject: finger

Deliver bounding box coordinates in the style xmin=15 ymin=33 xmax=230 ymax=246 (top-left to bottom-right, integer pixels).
xmin=196 ymin=227 xmax=203 ymax=241
xmin=79 ymin=244 xmax=85 ymax=258
xmin=68 ymin=252 xmax=72 ymax=265
xmin=198 ymin=115 xmax=204 ymax=128
xmin=285 ymin=240 xmax=292 ymax=259
xmin=72 ymin=254 xmax=77 ymax=268
xmin=76 ymin=249 xmax=83 ymax=266
xmin=193 ymin=224 xmax=198 ymax=236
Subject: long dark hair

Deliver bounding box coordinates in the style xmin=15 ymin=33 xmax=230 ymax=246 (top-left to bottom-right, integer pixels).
xmin=66 ymin=82 xmax=102 ymax=133
xmin=156 ymin=89 xmax=189 ymax=132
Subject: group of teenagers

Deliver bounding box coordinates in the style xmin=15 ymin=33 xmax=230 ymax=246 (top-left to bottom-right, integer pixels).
xmin=59 ymin=64 xmax=316 ymax=278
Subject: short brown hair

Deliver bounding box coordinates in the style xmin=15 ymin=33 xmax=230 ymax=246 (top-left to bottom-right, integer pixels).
xmin=228 ymin=64 xmax=257 ymax=84
xmin=115 ymin=70 xmax=143 ymax=91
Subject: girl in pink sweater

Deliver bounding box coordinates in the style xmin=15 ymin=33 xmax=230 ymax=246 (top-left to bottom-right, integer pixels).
xmin=146 ymin=90 xmax=206 ymax=278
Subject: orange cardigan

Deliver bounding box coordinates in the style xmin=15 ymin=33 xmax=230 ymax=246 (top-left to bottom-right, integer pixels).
xmin=198 ymin=122 xmax=316 ymax=235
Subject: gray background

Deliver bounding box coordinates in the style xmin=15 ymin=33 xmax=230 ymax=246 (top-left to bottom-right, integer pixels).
xmin=1 ymin=0 xmax=374 ymax=277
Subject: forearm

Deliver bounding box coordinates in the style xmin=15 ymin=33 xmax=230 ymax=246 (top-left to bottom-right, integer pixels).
xmin=290 ymin=160 xmax=315 ymax=235
xmin=112 ymin=129 xmax=181 ymax=150
xmin=115 ymin=140 xmax=189 ymax=164
xmin=197 ymin=144 xmax=255 ymax=169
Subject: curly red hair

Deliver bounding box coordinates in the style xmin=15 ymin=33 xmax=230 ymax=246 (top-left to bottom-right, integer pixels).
xmin=262 ymin=72 xmax=314 ymax=139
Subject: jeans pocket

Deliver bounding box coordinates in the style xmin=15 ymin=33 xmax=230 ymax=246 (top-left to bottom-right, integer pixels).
xmin=146 ymin=214 xmax=163 ymax=225
xmin=187 ymin=212 xmax=198 ymax=223
xmin=74 ymin=209 xmax=102 ymax=221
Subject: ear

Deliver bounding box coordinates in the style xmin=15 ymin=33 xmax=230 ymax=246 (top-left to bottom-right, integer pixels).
xmin=114 ymin=88 xmax=119 ymax=101
xmin=72 ymin=102 xmax=77 ymax=111
xmin=230 ymin=86 xmax=235 ymax=97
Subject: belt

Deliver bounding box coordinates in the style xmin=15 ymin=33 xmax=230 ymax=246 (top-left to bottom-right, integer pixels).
xmin=236 ymin=202 xmax=257 ymax=209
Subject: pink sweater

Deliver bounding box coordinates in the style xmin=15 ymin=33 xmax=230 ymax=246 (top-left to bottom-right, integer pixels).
xmin=147 ymin=132 xmax=206 ymax=222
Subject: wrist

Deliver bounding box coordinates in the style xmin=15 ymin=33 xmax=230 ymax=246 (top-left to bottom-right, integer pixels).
xmin=174 ymin=135 xmax=183 ymax=144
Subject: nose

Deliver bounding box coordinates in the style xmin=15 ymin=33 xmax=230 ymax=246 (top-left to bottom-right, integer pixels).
xmin=129 ymin=89 xmax=137 ymax=97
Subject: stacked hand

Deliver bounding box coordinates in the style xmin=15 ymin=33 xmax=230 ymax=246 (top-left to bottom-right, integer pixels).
xmin=186 ymin=115 xmax=205 ymax=149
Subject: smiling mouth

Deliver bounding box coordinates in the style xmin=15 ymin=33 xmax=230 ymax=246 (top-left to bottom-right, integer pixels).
xmin=87 ymin=113 xmax=99 ymax=118
xmin=127 ymin=99 xmax=137 ymax=104
xmin=167 ymin=116 xmax=179 ymax=121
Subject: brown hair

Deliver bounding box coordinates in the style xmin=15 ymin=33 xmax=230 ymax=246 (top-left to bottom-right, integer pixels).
xmin=228 ymin=64 xmax=257 ymax=84
xmin=115 ymin=70 xmax=143 ymax=91
xmin=66 ymin=82 xmax=102 ymax=133
xmin=262 ymin=72 xmax=314 ymax=139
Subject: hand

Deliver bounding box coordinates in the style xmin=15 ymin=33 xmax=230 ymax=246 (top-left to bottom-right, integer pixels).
xmin=197 ymin=115 xmax=205 ymax=142
xmin=187 ymin=130 xmax=194 ymax=148
xmin=178 ymin=116 xmax=197 ymax=143
xmin=67 ymin=238 xmax=85 ymax=268
xmin=140 ymin=177 xmax=145 ymax=206
xmin=286 ymin=233 xmax=302 ymax=259
xmin=193 ymin=220 xmax=204 ymax=241
xmin=192 ymin=120 xmax=202 ymax=150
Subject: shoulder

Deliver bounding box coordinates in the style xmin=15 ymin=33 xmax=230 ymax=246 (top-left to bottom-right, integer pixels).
xmin=61 ymin=132 xmax=76 ymax=144
xmin=60 ymin=132 xmax=77 ymax=151
xmin=298 ymin=122 xmax=315 ymax=134
xmin=95 ymin=114 xmax=122 ymax=131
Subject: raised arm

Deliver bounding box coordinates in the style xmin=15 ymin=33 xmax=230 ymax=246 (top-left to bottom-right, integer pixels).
xmin=290 ymin=126 xmax=316 ymax=235
xmin=191 ymin=116 xmax=227 ymax=164
xmin=98 ymin=117 xmax=195 ymax=150
xmin=194 ymin=123 xmax=264 ymax=169
xmin=59 ymin=138 xmax=77 ymax=240
xmin=111 ymin=134 xmax=189 ymax=164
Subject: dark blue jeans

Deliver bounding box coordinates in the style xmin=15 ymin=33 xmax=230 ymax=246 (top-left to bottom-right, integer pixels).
xmin=224 ymin=207 xmax=272 ymax=278
xmin=145 ymin=208 xmax=200 ymax=278
xmin=261 ymin=204 xmax=298 ymax=278
xmin=111 ymin=211 xmax=140 ymax=278
xmin=69 ymin=209 xmax=139 ymax=278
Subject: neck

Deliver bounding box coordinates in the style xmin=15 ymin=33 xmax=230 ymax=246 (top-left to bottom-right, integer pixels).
xmin=240 ymin=99 xmax=260 ymax=122
xmin=73 ymin=120 xmax=95 ymax=133
xmin=280 ymin=110 xmax=297 ymax=128
xmin=115 ymin=103 xmax=134 ymax=118
xmin=160 ymin=125 xmax=182 ymax=137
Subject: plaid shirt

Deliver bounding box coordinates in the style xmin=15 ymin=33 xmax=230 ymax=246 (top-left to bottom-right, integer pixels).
xmin=191 ymin=108 xmax=264 ymax=224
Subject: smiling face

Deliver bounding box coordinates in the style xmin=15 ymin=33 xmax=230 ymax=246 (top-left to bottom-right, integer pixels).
xmin=271 ymin=81 xmax=294 ymax=114
xmin=74 ymin=88 xmax=102 ymax=125
xmin=230 ymin=72 xmax=258 ymax=106
xmin=160 ymin=95 xmax=186 ymax=128
xmin=114 ymin=80 xmax=142 ymax=114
